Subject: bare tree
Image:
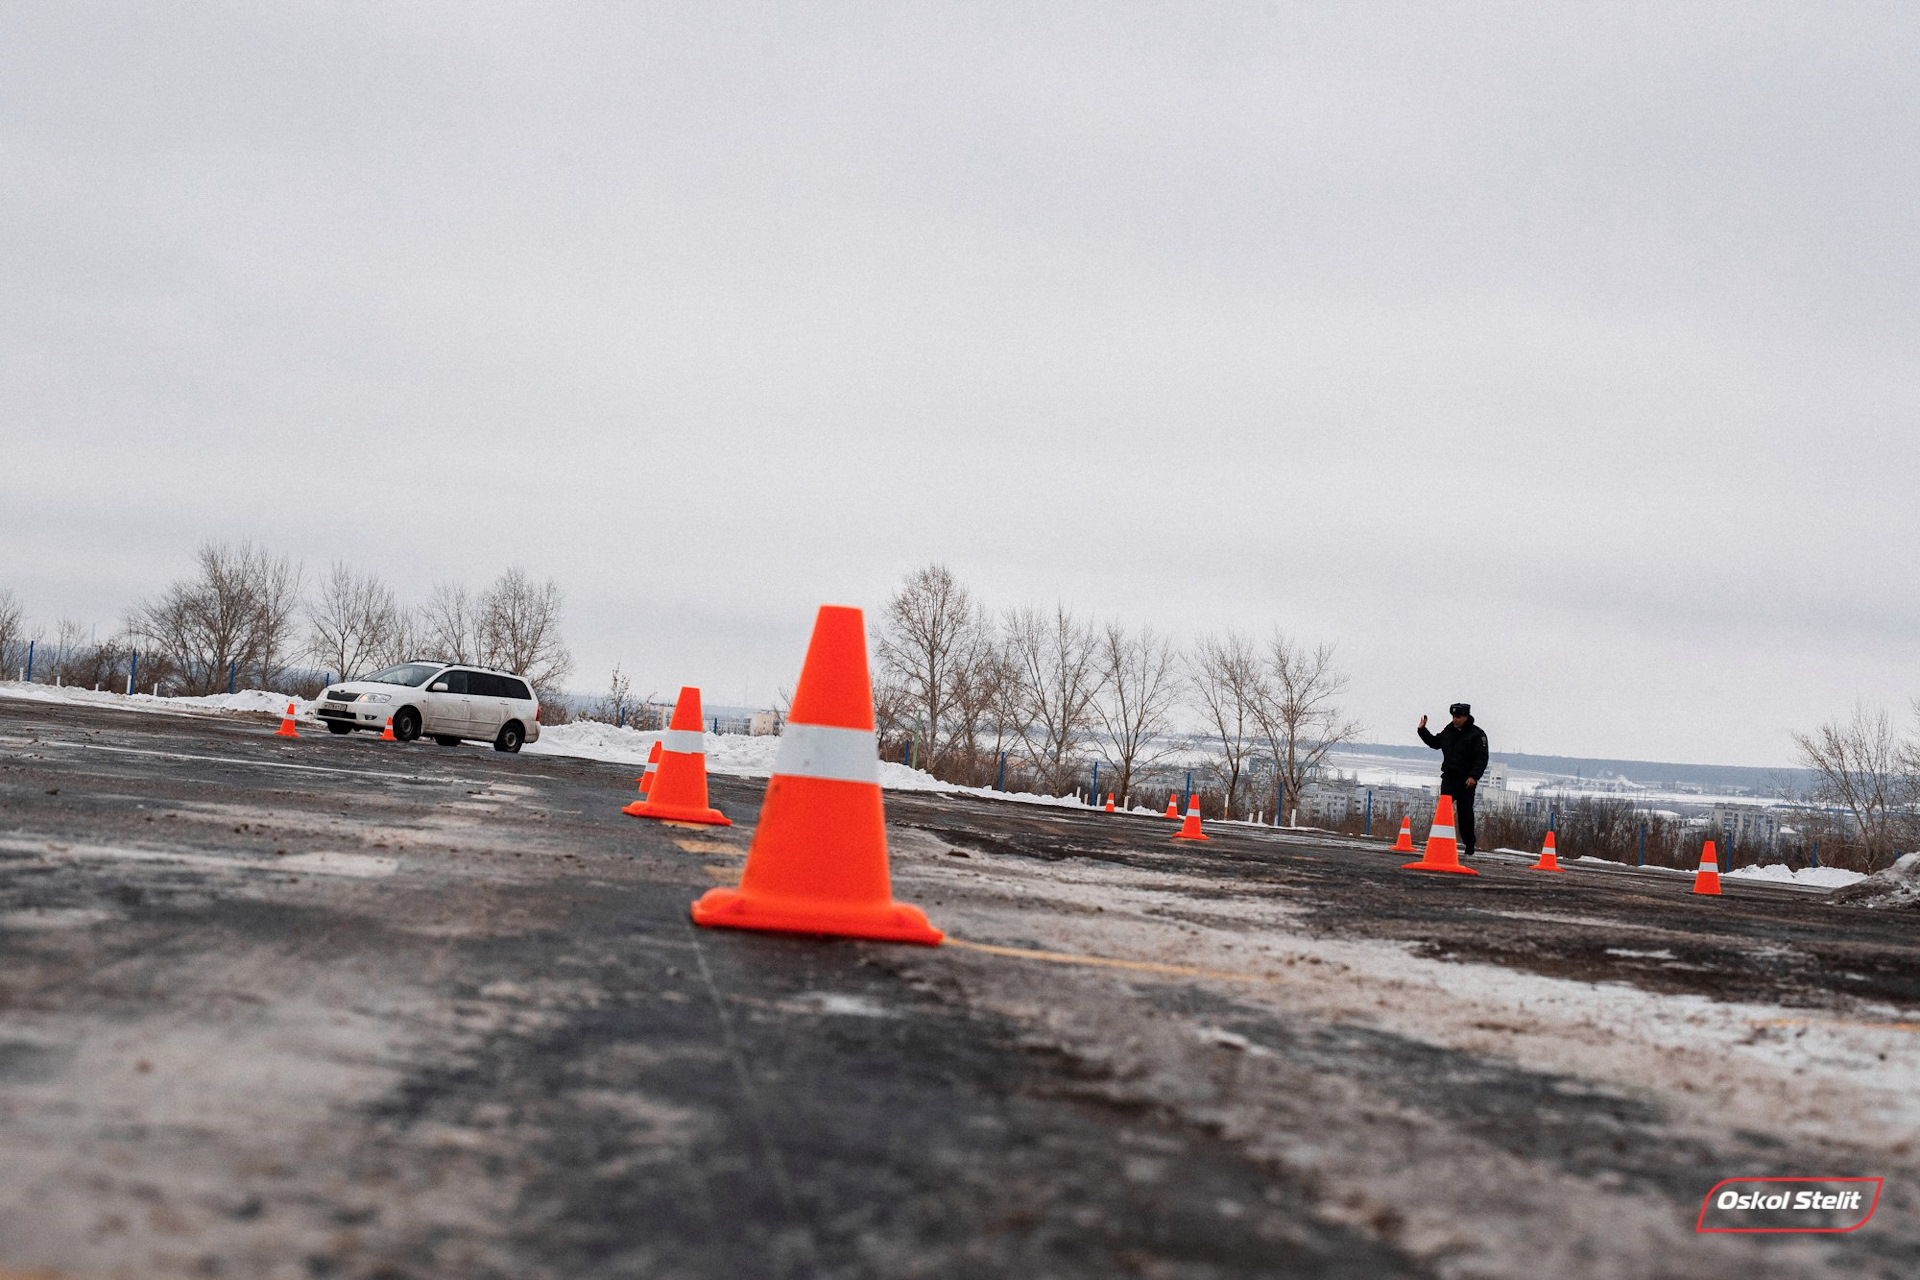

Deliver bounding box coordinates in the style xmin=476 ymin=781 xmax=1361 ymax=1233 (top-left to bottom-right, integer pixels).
xmin=874 ymin=564 xmax=981 ymax=772
xmin=1189 ymin=631 xmax=1263 ymax=816
xmin=306 ymin=563 xmax=405 ymax=681
xmin=949 ymin=630 xmax=1029 ymax=783
xmin=478 ymin=567 xmax=573 ymax=693
xmin=128 ymin=541 xmax=304 ymax=695
xmin=1006 ymin=603 xmax=1104 ymax=796
xmin=0 ymin=589 xmax=23 ymax=676
xmin=1252 ymin=633 xmax=1363 ymax=823
xmin=1092 ymin=622 xmax=1183 ymax=807
xmin=420 ymin=582 xmax=480 ymax=664
xmin=1795 ymin=704 xmax=1916 ymax=872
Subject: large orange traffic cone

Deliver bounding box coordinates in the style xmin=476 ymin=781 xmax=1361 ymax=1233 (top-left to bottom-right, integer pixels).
xmin=624 ymin=688 xmax=729 ymax=825
xmin=1173 ymin=794 xmax=1209 ymax=841
xmin=633 ymin=741 xmax=662 ymax=798
xmin=1529 ymin=831 xmax=1564 ymax=872
xmin=691 ymin=605 xmax=941 ymax=944
xmin=274 ymin=702 xmax=300 ymax=738
xmin=1402 ymin=794 xmax=1479 ymax=875
xmin=380 ymin=717 xmax=396 ymax=741
xmin=1692 ymin=840 xmax=1722 ymax=896
xmin=1104 ymin=792 xmax=1116 ymax=813
xmin=1391 ymin=816 xmax=1415 ymax=852
xmin=1164 ymin=794 xmax=1180 ymax=819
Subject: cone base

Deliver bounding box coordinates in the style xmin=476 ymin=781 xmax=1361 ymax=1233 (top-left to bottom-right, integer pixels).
xmin=690 ymin=887 xmax=943 ymax=945
xmin=1391 ymin=843 xmax=1415 ymax=854
xmin=1529 ymin=860 xmax=1565 ymax=872
xmin=1401 ymin=858 xmax=1480 ymax=876
xmin=274 ymin=726 xmax=299 ymax=738
xmin=1172 ymin=832 xmax=1210 ymax=842
xmin=1693 ymin=880 xmax=1722 ymax=896
xmin=624 ymin=799 xmax=731 ymax=825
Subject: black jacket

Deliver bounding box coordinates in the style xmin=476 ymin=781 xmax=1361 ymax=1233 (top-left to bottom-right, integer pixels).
xmin=1419 ymin=717 xmax=1489 ymax=781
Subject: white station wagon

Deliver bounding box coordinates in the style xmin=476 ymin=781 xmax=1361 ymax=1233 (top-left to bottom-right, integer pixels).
xmin=317 ymin=661 xmax=541 ymax=753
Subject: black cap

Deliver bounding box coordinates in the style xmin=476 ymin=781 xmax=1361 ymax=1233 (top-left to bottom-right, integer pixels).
xmin=1448 ymin=702 xmax=1471 ymax=717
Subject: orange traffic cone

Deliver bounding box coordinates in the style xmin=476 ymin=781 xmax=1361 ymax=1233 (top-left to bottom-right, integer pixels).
xmin=1402 ymin=794 xmax=1479 ymax=875
xmin=691 ymin=605 xmax=941 ymax=944
xmin=623 ymin=688 xmax=729 ymax=825
xmin=380 ymin=717 xmax=397 ymax=741
xmin=1165 ymin=794 xmax=1180 ymax=819
xmin=1391 ymin=816 xmax=1415 ymax=852
xmin=1104 ymin=792 xmax=1116 ymax=812
xmin=274 ymin=702 xmax=300 ymax=738
xmin=1692 ymin=840 xmax=1722 ymax=896
xmin=1173 ymin=794 xmax=1209 ymax=841
xmin=1529 ymin=831 xmax=1564 ymax=872
xmin=633 ymin=741 xmax=662 ymax=798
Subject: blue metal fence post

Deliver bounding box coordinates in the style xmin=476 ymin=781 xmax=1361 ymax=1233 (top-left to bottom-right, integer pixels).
xmin=1811 ymin=841 xmax=1820 ymax=869
xmin=1638 ymin=822 xmax=1646 ymax=868
xmin=25 ymin=640 xmax=33 ymax=682
xmin=228 ymin=660 xmax=236 ymax=694
xmin=1365 ymin=789 xmax=1373 ymax=836
xmin=618 ymin=705 xmax=625 ymax=729
xmin=1185 ymin=769 xmax=1193 ymax=808
xmin=127 ymin=651 xmax=137 ymax=696
xmin=1091 ymin=762 xmax=1099 ymax=807
xmin=1275 ymin=777 xmax=1284 ymax=827
xmin=996 ymin=751 xmax=1005 ymax=791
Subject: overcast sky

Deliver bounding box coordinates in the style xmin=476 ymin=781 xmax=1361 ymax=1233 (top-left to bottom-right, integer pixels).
xmin=5 ymin=4 xmax=1918 ymax=767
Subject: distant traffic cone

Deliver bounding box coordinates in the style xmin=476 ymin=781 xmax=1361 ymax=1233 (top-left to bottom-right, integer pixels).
xmin=274 ymin=702 xmax=300 ymax=738
xmin=1104 ymin=792 xmax=1116 ymax=812
xmin=632 ymin=741 xmax=662 ymax=798
xmin=1529 ymin=831 xmax=1564 ymax=872
xmin=1402 ymin=794 xmax=1479 ymax=875
xmin=623 ymin=688 xmax=729 ymax=825
xmin=380 ymin=717 xmax=396 ymax=741
xmin=1692 ymin=840 xmax=1722 ymax=896
xmin=692 ymin=605 xmax=941 ymax=944
xmin=1165 ymin=794 xmax=1180 ymax=819
xmin=1173 ymin=794 xmax=1209 ymax=841
xmin=1391 ymin=816 xmax=1415 ymax=852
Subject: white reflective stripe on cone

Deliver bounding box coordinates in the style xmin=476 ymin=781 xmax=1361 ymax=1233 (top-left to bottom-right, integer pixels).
xmin=642 ymin=762 xmax=659 ymax=774
xmin=1430 ymin=825 xmax=1457 ymax=839
xmin=773 ymin=723 xmax=879 ymax=785
xmin=1699 ymin=863 xmax=1719 ymax=871
xmin=662 ymin=729 xmax=704 ymax=754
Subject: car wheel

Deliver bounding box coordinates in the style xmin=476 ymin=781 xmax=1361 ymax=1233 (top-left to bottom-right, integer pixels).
xmin=392 ymin=707 xmax=423 ymax=742
xmin=327 ymin=722 xmax=354 ymax=735
xmin=432 ymin=735 xmax=462 ymax=747
xmin=494 ymin=721 xmax=525 ymax=754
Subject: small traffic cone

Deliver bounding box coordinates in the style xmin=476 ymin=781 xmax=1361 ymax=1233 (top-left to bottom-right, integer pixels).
xmin=1402 ymin=794 xmax=1478 ymax=875
xmin=1529 ymin=831 xmax=1564 ymax=872
xmin=1391 ymin=816 xmax=1415 ymax=852
xmin=623 ymin=688 xmax=729 ymax=825
xmin=380 ymin=717 xmax=397 ymax=741
xmin=1692 ymin=840 xmax=1722 ymax=896
xmin=1104 ymin=792 xmax=1116 ymax=813
xmin=692 ymin=605 xmax=941 ymax=944
xmin=1165 ymin=794 xmax=1180 ymax=819
xmin=274 ymin=702 xmax=300 ymax=738
xmin=633 ymin=741 xmax=662 ymax=798
xmin=1173 ymin=794 xmax=1209 ymax=841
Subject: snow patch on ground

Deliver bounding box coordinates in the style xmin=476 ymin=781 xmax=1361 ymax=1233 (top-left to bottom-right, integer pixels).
xmin=1831 ymin=852 xmax=1920 ymax=909
xmin=1 ymin=681 xmax=311 ymax=717
xmin=1725 ymin=863 xmax=1866 ymax=889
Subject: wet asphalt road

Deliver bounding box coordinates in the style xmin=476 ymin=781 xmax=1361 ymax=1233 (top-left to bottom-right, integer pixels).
xmin=1 ymin=696 xmax=1915 ymax=1279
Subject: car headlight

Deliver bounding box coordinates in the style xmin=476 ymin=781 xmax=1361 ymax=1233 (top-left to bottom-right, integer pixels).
xmin=365 ymin=693 xmax=392 ymax=704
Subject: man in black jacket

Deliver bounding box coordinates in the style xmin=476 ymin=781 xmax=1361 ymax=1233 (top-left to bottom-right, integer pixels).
xmin=1418 ymin=703 xmax=1489 ymax=857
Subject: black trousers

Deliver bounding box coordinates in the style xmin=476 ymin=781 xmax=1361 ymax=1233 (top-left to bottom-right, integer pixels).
xmin=1442 ymin=779 xmax=1477 ymax=856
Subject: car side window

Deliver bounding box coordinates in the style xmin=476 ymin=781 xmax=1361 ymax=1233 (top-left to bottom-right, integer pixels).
xmin=470 ymin=673 xmax=505 ymax=698
xmin=500 ymin=678 xmax=532 ymax=701
xmin=438 ymin=669 xmax=468 ymax=694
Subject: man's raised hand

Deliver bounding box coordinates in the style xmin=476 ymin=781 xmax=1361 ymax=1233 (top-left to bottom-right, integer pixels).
xmin=1418 ymin=715 xmax=1428 ymax=729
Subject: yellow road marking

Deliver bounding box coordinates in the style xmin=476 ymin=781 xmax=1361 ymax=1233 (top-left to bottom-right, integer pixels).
xmin=703 ymin=865 xmax=742 ymax=884
xmin=1752 ymin=1017 xmax=1920 ymax=1034
xmin=943 ymin=936 xmax=1281 ymax=984
xmin=675 ymin=838 xmax=742 ymax=856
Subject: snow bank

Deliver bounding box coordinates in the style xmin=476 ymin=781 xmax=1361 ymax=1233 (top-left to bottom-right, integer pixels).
xmin=526 ymin=719 xmax=1114 ymax=809
xmin=1830 ymin=852 xmax=1920 ymax=910
xmin=1 ymin=681 xmax=312 ymax=717
xmin=1726 ymin=863 xmax=1867 ymax=889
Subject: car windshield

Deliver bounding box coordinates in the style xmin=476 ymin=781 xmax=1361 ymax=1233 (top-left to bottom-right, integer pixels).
xmin=362 ymin=663 xmax=443 ymax=688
